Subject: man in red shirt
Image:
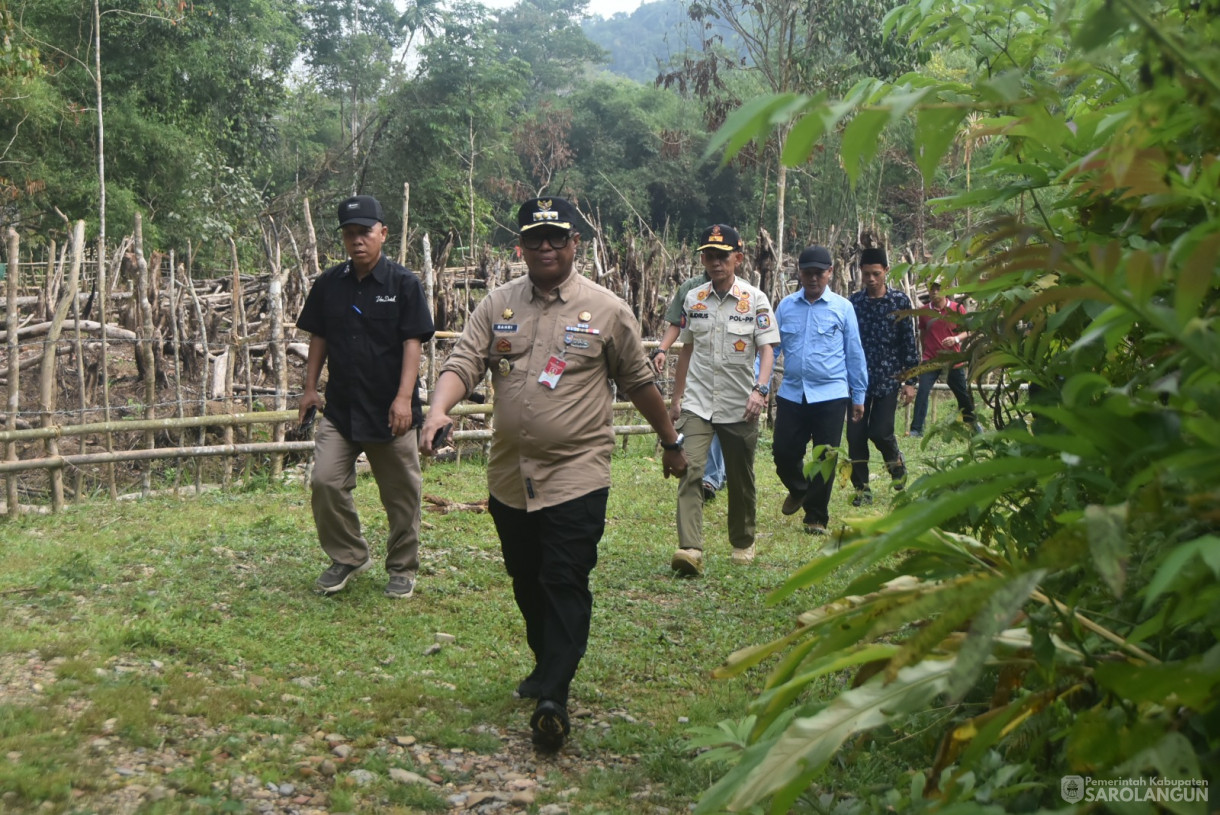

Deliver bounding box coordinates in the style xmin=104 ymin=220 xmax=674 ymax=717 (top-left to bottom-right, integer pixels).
xmin=909 ymin=282 xmax=981 ymax=436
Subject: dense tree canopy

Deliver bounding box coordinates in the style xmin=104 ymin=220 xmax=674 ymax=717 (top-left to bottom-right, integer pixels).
xmin=2 ymin=0 xmax=931 ymax=268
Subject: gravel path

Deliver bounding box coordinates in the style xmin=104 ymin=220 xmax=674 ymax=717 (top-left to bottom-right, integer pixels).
xmin=1 ymin=651 xmax=675 ymax=814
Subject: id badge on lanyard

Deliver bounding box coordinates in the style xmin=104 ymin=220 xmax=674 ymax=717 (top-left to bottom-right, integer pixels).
xmin=538 ymin=353 xmax=567 ymax=389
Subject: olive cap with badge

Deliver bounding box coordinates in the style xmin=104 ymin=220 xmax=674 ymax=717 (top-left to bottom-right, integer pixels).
xmin=697 ymin=224 xmax=743 ymax=253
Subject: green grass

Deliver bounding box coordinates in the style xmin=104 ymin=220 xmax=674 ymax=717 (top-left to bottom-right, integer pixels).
xmin=0 ymin=414 xmax=969 ymax=813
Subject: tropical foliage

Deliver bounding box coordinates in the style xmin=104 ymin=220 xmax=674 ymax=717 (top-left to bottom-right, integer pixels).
xmin=692 ymin=0 xmax=1220 ymax=811
xmin=2 ymin=0 xmax=917 ymax=271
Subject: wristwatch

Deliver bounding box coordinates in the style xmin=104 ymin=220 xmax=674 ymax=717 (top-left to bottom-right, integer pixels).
xmin=660 ymin=433 xmax=685 ymax=451
xmin=752 ymin=382 xmax=770 ymax=396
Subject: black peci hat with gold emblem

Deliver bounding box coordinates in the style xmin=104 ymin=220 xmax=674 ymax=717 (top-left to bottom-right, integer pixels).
xmin=517 ymin=197 xmax=582 ymax=233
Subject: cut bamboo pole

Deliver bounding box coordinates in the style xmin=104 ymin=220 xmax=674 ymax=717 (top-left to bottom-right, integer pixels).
xmin=39 ymin=221 xmax=84 ymax=511
xmin=0 ymin=320 xmax=139 ymax=342
xmin=169 ymin=253 xmax=186 ymax=494
xmin=398 ymin=181 xmax=410 ymax=266
xmin=422 ymin=232 xmax=435 ymax=395
xmin=133 ymin=214 xmax=157 ymax=497
xmin=184 ymin=247 xmax=210 ymax=495
xmin=98 ymin=235 xmax=128 ymax=500
xmin=229 ymin=237 xmax=254 ymax=482
xmin=0 ymin=424 xmax=656 ymax=476
xmin=303 ymin=198 xmax=320 ymax=280
xmin=262 ymin=219 xmax=288 ymax=477
xmin=5 ymin=228 xmax=21 ymax=516
xmin=70 ymin=258 xmax=88 ymax=502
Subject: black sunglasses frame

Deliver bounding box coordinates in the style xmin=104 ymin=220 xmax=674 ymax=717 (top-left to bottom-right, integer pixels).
xmin=520 ymin=231 xmax=572 ymax=251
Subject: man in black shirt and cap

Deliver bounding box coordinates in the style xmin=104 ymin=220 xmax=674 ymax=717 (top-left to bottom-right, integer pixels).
xmin=296 ymin=195 xmax=435 ymax=598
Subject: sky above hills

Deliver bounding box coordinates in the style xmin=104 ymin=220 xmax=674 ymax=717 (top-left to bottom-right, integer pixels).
xmin=586 ymin=0 xmax=645 ymax=17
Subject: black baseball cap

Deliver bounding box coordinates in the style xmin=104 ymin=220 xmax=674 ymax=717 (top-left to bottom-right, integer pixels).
xmin=337 ymin=195 xmax=384 ymax=228
xmin=798 ymin=245 xmax=833 ymax=270
xmin=518 ymin=197 xmax=580 ymax=233
xmin=698 ymin=224 xmax=743 ymax=252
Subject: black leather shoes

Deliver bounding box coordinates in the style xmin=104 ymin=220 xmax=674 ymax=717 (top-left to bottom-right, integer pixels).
xmin=530 ymin=700 xmax=570 ymax=751
xmin=514 ymin=675 xmax=543 ymax=700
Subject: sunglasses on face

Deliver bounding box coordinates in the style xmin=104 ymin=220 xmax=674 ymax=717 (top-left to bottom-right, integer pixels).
xmin=521 ymin=231 xmax=572 ymax=251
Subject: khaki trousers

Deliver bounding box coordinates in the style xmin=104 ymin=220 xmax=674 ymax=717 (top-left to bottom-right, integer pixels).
xmin=675 ymin=412 xmax=758 ymax=551
xmin=311 ymin=417 xmax=422 ymax=576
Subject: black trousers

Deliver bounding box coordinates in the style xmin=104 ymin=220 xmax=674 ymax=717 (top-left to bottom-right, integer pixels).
xmin=488 ymin=488 xmax=607 ymax=707
xmin=846 ymin=390 xmax=903 ymax=491
xmin=772 ymin=396 xmax=849 ymax=526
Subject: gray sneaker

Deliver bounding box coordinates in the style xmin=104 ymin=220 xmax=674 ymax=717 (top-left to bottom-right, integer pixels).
xmin=384 ymin=574 xmax=415 ymax=599
xmin=315 ymin=558 xmax=371 ymax=594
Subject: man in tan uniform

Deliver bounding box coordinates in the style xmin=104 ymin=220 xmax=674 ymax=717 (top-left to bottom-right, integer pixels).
xmin=420 ymin=196 xmax=687 ymax=752
xmin=669 ymin=224 xmax=780 ymax=575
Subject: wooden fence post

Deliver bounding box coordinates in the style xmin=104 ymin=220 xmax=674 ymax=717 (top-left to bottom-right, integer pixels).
xmin=5 ymin=228 xmax=20 ymax=515
xmin=134 ymin=215 xmax=157 ymax=496
xmin=262 ymin=219 xmax=288 ymax=478
xmin=39 ymin=221 xmax=85 ymax=511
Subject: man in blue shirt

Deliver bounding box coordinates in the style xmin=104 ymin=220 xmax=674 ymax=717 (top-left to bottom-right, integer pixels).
xmin=847 ymin=247 xmax=920 ymax=505
xmin=772 ymin=245 xmax=868 ymax=534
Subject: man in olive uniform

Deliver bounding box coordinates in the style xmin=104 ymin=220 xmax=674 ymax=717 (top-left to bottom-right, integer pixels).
xmin=420 ymin=197 xmax=687 ymax=752
xmin=668 ymin=224 xmax=780 ymax=575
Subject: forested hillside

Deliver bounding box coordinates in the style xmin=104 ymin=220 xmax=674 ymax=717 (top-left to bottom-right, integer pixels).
xmin=2 ymin=0 xmax=922 ymax=276
xmin=582 ymin=0 xmax=716 ymax=85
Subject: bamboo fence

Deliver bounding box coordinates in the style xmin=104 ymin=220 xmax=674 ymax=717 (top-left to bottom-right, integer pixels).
xmin=0 ymin=201 xmax=701 ymax=515
xmin=3 ymin=198 xmax=951 ymax=515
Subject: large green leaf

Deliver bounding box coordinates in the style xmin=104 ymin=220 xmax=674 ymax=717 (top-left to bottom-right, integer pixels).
xmin=1142 ymin=535 xmax=1220 ymax=608
xmin=704 ymin=92 xmax=808 ymax=163
xmin=840 ymin=106 xmax=891 ymax=187
xmin=1073 ymin=2 xmax=1128 ymax=52
xmin=1094 ymin=651 xmax=1220 ymax=711
xmin=1085 ymin=504 xmax=1128 ymax=598
xmin=779 ymin=93 xmax=829 ymax=165
xmin=696 ymin=659 xmax=957 ymax=814
xmin=947 ymin=569 xmax=1046 ymax=699
xmin=915 ymin=103 xmax=968 ymax=184
xmin=1112 ymin=732 xmax=1207 ymax=815
xmin=1176 ymin=232 xmax=1220 ymax=325
xmin=750 ymin=643 xmax=900 ymax=733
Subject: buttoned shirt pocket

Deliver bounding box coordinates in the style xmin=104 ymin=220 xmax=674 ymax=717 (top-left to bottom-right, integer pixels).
xmin=809 ymin=313 xmax=843 ymax=353
xmin=560 ymin=334 xmax=604 ymax=368
xmin=724 ymin=319 xmax=757 ymax=365
xmin=490 ymin=327 xmax=534 ymax=379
